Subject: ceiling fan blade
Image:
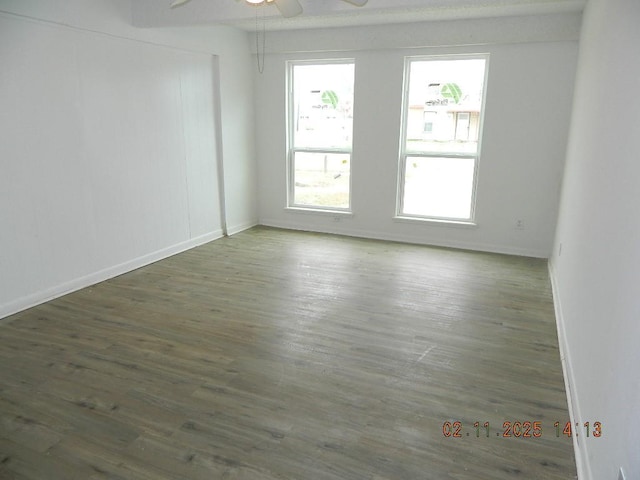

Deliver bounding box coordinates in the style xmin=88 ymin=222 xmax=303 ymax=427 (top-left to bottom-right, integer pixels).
xmin=170 ymin=0 xmax=192 ymax=8
xmin=341 ymin=0 xmax=368 ymax=5
xmin=273 ymin=0 xmax=303 ymax=18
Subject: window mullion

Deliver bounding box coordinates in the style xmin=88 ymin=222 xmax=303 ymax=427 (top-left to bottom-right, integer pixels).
xmin=405 ymin=151 xmax=477 ymax=159
xmin=293 ymin=147 xmax=352 ymax=155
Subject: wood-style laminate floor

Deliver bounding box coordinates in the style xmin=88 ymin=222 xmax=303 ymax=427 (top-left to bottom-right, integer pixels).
xmin=0 ymin=227 xmax=577 ymax=479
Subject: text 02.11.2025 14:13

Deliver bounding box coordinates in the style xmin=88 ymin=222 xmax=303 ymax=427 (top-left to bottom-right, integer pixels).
xmin=442 ymin=420 xmax=602 ymax=438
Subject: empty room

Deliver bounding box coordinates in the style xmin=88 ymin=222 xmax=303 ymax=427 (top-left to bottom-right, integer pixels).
xmin=0 ymin=0 xmax=638 ymax=479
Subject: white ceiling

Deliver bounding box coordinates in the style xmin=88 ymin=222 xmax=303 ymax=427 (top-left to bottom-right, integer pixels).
xmin=131 ymin=0 xmax=586 ymax=31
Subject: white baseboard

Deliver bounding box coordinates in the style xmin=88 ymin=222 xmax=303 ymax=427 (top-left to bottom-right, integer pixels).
xmin=259 ymin=218 xmax=549 ymax=258
xmin=548 ymin=259 xmax=590 ymax=480
xmin=227 ymin=219 xmax=259 ymax=236
xmin=0 ymin=230 xmax=223 ymax=322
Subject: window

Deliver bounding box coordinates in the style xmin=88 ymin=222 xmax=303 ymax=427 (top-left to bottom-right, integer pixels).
xmin=287 ymin=60 xmax=355 ymax=210
xmin=398 ymin=55 xmax=488 ymax=222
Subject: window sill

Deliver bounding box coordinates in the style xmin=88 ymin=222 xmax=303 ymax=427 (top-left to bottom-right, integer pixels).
xmin=286 ymin=207 xmax=353 ymax=217
xmin=393 ymin=216 xmax=477 ymax=228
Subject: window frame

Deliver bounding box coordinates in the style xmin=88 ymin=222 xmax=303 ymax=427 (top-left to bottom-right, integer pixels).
xmin=396 ymin=54 xmax=490 ymax=224
xmin=286 ymin=59 xmax=355 ymax=212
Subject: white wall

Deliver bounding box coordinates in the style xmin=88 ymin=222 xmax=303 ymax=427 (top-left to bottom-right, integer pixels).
xmin=255 ymin=14 xmax=579 ymax=257
xmin=0 ymin=0 xmax=257 ymax=318
xmin=550 ymin=0 xmax=640 ymax=478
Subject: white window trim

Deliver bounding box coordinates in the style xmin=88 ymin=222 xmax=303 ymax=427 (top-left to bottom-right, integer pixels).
xmin=396 ymin=53 xmax=490 ymax=225
xmin=286 ymin=59 xmax=355 ymax=212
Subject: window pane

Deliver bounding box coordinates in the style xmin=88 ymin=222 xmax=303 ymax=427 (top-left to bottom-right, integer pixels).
xmin=402 ymin=156 xmax=475 ymax=219
xmin=406 ymin=59 xmax=486 ymax=154
xmin=293 ymin=63 xmax=354 ymax=149
xmin=293 ymin=152 xmax=350 ymax=209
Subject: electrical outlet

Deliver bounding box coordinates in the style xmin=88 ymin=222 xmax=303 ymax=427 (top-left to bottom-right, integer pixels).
xmin=618 ymin=467 xmax=626 ymax=480
xmin=333 ymin=216 xmax=342 ymax=223
xmin=515 ymin=219 xmax=525 ymax=230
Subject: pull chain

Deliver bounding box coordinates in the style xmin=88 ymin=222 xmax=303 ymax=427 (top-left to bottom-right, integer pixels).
xmin=255 ymin=5 xmax=266 ymax=74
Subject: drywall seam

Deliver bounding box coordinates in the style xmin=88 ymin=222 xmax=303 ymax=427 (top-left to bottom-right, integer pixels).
xmin=0 ymin=10 xmax=214 ymax=57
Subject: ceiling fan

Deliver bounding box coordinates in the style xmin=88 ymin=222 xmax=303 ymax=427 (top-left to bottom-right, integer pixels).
xmin=170 ymin=0 xmax=369 ymax=18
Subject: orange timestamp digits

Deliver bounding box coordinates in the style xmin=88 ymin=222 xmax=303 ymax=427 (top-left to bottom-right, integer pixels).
xmin=502 ymin=421 xmax=542 ymax=438
xmin=442 ymin=420 xmax=603 ymax=438
xmin=554 ymin=421 xmax=602 ymax=438
xmin=442 ymin=421 xmax=463 ymax=437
